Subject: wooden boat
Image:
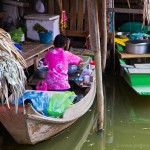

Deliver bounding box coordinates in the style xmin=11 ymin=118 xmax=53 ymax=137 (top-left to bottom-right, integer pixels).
xmin=116 ymin=46 xmax=150 ymax=95
xmin=119 ymin=59 xmax=150 ymax=95
xmin=0 ymin=72 xmax=96 ymax=145
xmin=6 ymin=101 xmax=97 ymax=150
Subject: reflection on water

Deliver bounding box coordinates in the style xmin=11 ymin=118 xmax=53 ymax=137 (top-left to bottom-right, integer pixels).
xmin=105 ymin=75 xmax=150 ymax=150
xmin=1 ymin=75 xmax=150 ymax=150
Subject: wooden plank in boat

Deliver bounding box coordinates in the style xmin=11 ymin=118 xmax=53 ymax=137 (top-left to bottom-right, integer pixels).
xmin=116 ymin=50 xmax=150 ymax=59
xmin=134 ymin=64 xmax=150 ymax=69
xmin=128 ymin=68 xmax=150 ymax=74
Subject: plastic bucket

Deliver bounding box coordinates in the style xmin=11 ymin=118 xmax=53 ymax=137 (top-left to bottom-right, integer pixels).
xmin=38 ymin=31 xmax=53 ymax=44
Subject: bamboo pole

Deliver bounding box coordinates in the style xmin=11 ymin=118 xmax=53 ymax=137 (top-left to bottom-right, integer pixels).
xmin=99 ymin=0 xmax=107 ymax=72
xmin=87 ymin=0 xmax=104 ymax=130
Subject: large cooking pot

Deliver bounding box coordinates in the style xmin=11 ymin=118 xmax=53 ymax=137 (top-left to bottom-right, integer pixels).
xmin=125 ymin=40 xmax=150 ymax=54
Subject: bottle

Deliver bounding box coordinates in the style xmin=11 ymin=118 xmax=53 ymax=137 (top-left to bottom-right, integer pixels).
xmin=82 ymin=65 xmax=92 ymax=85
xmin=85 ymin=64 xmax=92 ymax=76
xmin=90 ymin=60 xmax=95 ymax=70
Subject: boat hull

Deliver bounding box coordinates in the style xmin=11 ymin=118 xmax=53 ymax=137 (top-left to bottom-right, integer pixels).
xmin=0 ymin=73 xmax=96 ymax=144
xmin=0 ymin=105 xmax=75 ymax=144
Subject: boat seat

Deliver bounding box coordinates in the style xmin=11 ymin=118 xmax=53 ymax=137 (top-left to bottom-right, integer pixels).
xmin=128 ymin=68 xmax=150 ymax=74
xmin=134 ymin=63 xmax=150 ymax=69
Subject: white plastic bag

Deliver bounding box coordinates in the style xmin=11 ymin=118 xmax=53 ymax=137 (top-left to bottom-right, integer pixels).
xmin=35 ymin=0 xmax=45 ymax=13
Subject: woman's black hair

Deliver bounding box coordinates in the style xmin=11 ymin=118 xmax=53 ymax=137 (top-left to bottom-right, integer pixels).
xmin=53 ymin=33 xmax=67 ymax=48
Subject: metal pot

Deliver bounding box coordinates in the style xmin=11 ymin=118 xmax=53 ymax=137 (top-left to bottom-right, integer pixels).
xmin=68 ymin=64 xmax=78 ymax=74
xmin=35 ymin=67 xmax=48 ymax=79
xmin=125 ymin=40 xmax=150 ymax=54
xmin=116 ymin=32 xmax=129 ymax=39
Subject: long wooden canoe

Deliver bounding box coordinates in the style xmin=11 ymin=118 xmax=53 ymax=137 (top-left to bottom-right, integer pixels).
xmin=0 ymin=73 xmax=96 ymax=145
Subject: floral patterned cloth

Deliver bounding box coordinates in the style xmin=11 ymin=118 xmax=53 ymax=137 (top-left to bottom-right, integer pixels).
xmin=43 ymin=48 xmax=80 ymax=90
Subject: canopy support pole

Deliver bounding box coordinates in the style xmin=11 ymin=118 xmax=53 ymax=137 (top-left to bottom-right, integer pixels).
xmin=87 ymin=0 xmax=104 ymax=130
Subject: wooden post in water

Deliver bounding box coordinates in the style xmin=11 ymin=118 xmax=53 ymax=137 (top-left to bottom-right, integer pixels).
xmin=99 ymin=0 xmax=107 ymax=72
xmin=87 ymin=0 xmax=104 ymax=130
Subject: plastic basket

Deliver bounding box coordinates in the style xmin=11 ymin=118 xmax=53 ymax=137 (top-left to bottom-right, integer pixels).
xmin=38 ymin=31 xmax=53 ymax=44
xmin=78 ymin=56 xmax=92 ymax=70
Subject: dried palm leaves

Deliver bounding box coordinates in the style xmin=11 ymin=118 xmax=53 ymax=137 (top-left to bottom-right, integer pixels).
xmin=0 ymin=28 xmax=27 ymax=111
xmin=143 ymin=0 xmax=150 ymax=26
xmin=0 ymin=28 xmax=27 ymax=68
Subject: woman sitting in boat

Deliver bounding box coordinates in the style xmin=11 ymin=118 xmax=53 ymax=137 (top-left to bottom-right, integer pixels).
xmin=43 ymin=33 xmax=83 ymax=91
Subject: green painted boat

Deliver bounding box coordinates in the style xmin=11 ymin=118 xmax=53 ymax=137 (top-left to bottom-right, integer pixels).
xmin=116 ymin=43 xmax=150 ymax=95
xmin=119 ymin=58 xmax=150 ymax=95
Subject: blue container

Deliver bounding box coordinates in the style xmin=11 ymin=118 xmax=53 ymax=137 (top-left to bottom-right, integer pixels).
xmin=14 ymin=42 xmax=23 ymax=50
xmin=38 ymin=31 xmax=53 ymax=44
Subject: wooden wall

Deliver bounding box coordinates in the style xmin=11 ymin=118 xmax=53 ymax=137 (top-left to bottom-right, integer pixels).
xmin=63 ymin=0 xmax=89 ymax=37
xmin=26 ymin=0 xmax=142 ymax=38
xmin=46 ymin=0 xmax=89 ymax=37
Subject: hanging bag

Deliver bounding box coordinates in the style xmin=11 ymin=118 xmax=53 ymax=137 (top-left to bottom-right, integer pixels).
xmin=35 ymin=0 xmax=45 ymax=13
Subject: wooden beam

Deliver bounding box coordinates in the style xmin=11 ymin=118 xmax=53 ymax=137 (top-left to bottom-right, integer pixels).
xmin=70 ymin=0 xmax=76 ymax=31
xmin=107 ymin=8 xmax=143 ymax=14
xmin=48 ymin=0 xmax=54 ymax=14
xmin=66 ymin=30 xmax=88 ymax=37
xmin=87 ymin=0 xmax=104 ymax=130
xmin=78 ymin=0 xmax=84 ymax=31
xmin=57 ymin=0 xmax=63 ymax=12
xmin=2 ymin=0 xmax=29 ymax=7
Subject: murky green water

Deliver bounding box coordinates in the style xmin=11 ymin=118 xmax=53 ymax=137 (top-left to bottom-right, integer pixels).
xmin=1 ymin=75 xmax=150 ymax=150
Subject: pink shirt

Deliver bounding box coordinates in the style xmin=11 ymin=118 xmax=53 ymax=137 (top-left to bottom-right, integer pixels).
xmin=43 ymin=48 xmax=80 ymax=90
